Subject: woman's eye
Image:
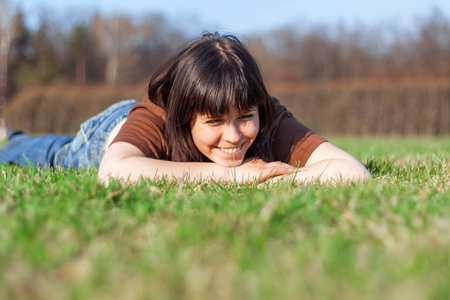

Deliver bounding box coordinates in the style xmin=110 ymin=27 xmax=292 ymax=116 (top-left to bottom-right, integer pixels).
xmin=239 ymin=114 xmax=254 ymax=120
xmin=206 ymin=119 xmax=222 ymax=125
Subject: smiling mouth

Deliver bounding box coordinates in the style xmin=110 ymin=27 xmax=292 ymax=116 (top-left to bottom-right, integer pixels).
xmin=219 ymin=144 xmax=244 ymax=154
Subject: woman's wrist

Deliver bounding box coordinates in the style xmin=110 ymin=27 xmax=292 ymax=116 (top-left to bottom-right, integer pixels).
xmin=208 ymin=163 xmax=233 ymax=182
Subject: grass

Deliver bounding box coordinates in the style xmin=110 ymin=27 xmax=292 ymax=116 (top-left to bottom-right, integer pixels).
xmin=0 ymin=136 xmax=449 ymax=300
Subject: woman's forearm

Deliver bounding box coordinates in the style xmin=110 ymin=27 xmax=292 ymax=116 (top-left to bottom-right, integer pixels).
xmin=279 ymin=158 xmax=370 ymax=184
xmin=98 ymin=155 xmax=227 ymax=183
xmin=282 ymin=141 xmax=370 ymax=184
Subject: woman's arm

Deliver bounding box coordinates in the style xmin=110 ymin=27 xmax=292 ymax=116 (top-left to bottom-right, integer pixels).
xmin=283 ymin=142 xmax=371 ymax=183
xmin=98 ymin=142 xmax=295 ymax=184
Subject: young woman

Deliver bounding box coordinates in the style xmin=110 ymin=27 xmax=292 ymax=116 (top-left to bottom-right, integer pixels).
xmin=0 ymin=33 xmax=370 ymax=184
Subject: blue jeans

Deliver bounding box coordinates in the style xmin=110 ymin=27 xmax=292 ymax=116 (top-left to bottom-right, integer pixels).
xmin=0 ymin=100 xmax=137 ymax=169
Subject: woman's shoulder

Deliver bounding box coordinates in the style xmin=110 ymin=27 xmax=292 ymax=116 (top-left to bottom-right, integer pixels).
xmin=125 ymin=97 xmax=166 ymax=130
xmin=112 ymin=97 xmax=169 ymax=159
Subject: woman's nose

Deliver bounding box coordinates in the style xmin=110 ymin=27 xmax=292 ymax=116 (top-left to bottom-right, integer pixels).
xmin=222 ymin=122 xmax=241 ymax=143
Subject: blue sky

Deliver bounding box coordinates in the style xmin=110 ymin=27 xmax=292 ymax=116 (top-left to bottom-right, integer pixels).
xmin=7 ymin=0 xmax=450 ymax=35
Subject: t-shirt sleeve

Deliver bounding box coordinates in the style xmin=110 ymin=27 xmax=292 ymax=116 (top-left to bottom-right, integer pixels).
xmin=111 ymin=102 xmax=169 ymax=159
xmin=270 ymin=97 xmax=326 ymax=167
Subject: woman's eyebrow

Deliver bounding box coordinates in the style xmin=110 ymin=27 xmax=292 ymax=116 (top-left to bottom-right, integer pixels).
xmin=199 ymin=115 xmax=221 ymax=121
xmin=239 ymin=108 xmax=257 ymax=115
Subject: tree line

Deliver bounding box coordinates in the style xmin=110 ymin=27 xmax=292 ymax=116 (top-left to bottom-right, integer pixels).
xmin=1 ymin=2 xmax=450 ymax=96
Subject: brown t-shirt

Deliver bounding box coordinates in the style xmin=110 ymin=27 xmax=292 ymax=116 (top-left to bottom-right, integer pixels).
xmin=112 ymin=96 xmax=326 ymax=167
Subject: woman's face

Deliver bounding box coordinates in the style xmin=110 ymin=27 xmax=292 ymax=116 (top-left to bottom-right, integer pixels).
xmin=191 ymin=107 xmax=259 ymax=167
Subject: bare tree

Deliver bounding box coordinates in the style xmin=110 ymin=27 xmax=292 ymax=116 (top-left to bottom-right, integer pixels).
xmin=92 ymin=14 xmax=146 ymax=85
xmin=130 ymin=14 xmax=187 ymax=81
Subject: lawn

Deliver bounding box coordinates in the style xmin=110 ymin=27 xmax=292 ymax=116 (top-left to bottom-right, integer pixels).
xmin=0 ymin=136 xmax=449 ymax=300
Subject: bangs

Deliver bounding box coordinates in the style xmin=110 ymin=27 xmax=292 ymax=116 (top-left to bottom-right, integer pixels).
xmin=192 ymin=61 xmax=263 ymax=117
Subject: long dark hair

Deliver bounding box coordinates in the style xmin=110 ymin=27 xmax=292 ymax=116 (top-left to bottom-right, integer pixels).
xmin=147 ymin=32 xmax=274 ymax=162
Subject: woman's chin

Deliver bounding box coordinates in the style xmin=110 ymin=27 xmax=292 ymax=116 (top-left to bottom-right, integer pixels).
xmin=207 ymin=148 xmax=247 ymax=167
xmin=214 ymin=157 xmax=244 ymax=168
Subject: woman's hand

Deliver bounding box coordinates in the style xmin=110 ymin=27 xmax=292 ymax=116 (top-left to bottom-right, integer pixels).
xmin=227 ymin=158 xmax=296 ymax=183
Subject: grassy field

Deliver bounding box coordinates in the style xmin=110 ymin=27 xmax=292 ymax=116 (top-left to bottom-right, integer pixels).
xmin=0 ymin=136 xmax=449 ymax=300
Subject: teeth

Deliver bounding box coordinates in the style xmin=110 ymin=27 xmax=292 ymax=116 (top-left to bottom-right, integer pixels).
xmin=220 ymin=146 xmax=241 ymax=153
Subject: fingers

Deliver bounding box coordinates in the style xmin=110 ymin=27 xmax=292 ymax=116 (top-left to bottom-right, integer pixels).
xmin=259 ymin=162 xmax=296 ymax=180
xmin=231 ymin=160 xmax=299 ymax=183
xmin=268 ymin=161 xmax=296 ymax=173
